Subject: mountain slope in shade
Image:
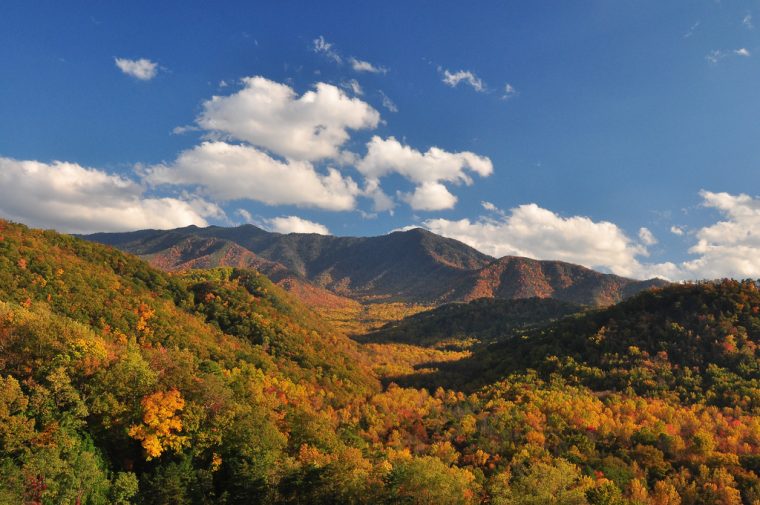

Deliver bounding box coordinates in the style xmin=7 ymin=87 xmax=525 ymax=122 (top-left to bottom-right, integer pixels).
xmin=85 ymin=225 xmax=666 ymax=306
xmin=360 ymin=297 xmax=584 ymax=347
xmin=116 ymin=232 xmax=360 ymax=313
xmin=416 ymin=280 xmax=760 ymax=402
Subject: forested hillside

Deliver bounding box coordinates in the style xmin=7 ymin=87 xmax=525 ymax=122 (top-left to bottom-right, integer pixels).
xmin=2 ymin=219 xmax=760 ymax=504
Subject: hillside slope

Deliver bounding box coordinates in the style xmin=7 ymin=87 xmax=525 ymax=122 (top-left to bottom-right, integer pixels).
xmin=2 ymin=220 xmax=759 ymax=504
xmin=0 ymin=219 xmax=378 ymax=503
xmin=410 ymin=280 xmax=760 ymax=406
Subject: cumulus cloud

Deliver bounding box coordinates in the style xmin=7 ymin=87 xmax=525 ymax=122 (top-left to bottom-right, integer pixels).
xmin=481 ymin=201 xmax=499 ymax=212
xmin=415 ymin=191 xmax=760 ymax=281
xmin=265 ymin=215 xmax=330 ymax=235
xmin=670 ymin=225 xmax=685 ymax=236
xmin=357 ymin=136 xmax=493 ymax=211
xmin=197 ymin=76 xmax=380 ymax=162
xmin=442 ymin=69 xmax=486 ymax=92
xmin=358 ymin=136 xmax=492 ymax=184
xmin=400 ymin=182 xmax=458 ymax=211
xmin=349 ymin=57 xmax=387 ymax=74
xmin=145 ymin=141 xmax=360 ymax=211
xmin=420 ymin=203 xmax=663 ymax=277
xmin=114 ymin=57 xmax=159 ymax=80
xmin=363 ymin=178 xmax=395 ymax=212
xmin=678 ymin=191 xmax=760 ymax=279
xmin=0 ymin=156 xmax=219 ymax=233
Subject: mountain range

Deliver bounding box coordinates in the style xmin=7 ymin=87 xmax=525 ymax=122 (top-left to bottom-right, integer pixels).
xmin=85 ymin=224 xmax=667 ymax=307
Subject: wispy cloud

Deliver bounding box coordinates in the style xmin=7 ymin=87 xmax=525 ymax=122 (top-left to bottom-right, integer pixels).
xmin=502 ymin=83 xmax=518 ymax=100
xmin=312 ymin=36 xmax=387 ymax=74
xmin=706 ymin=48 xmax=751 ymax=63
xmin=349 ymin=57 xmax=387 ymax=74
xmin=638 ymin=227 xmax=657 ymax=246
xmin=312 ymin=35 xmax=342 ymax=64
xmin=341 ymin=79 xmax=363 ymax=96
xmin=683 ymin=21 xmax=700 ymax=38
xmin=743 ymin=12 xmax=754 ymax=29
xmin=379 ymin=90 xmax=398 ymax=112
xmin=441 ymin=69 xmax=486 ymax=92
xmin=114 ymin=57 xmax=159 ymax=80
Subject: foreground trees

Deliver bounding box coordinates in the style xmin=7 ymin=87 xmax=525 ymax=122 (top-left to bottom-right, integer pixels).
xmin=0 ymin=220 xmax=759 ymax=503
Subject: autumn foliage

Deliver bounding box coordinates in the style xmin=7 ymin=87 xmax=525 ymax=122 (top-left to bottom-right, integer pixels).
xmin=128 ymin=390 xmax=187 ymax=459
xmin=0 ymin=219 xmax=759 ymax=504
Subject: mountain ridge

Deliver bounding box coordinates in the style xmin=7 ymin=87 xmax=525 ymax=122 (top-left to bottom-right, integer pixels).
xmin=84 ymin=224 xmax=667 ymax=306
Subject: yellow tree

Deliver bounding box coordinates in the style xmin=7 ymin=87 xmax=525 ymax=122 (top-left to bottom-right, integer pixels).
xmin=128 ymin=389 xmax=187 ymax=459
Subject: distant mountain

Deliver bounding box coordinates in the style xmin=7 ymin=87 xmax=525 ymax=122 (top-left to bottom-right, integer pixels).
xmin=85 ymin=224 xmax=666 ymax=306
xmin=455 ymin=255 xmax=668 ymax=306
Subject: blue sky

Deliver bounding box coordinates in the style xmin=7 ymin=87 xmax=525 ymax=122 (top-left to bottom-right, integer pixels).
xmin=1 ymin=1 xmax=759 ymax=280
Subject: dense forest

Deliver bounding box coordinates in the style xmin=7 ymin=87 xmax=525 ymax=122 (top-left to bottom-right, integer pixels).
xmin=2 ymin=219 xmax=760 ymax=504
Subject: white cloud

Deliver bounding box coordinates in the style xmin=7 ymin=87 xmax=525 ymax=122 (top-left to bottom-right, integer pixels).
xmin=379 ymin=90 xmax=398 ymax=113
xmin=442 ymin=69 xmax=486 ymax=92
xmin=145 ymin=141 xmax=360 ymax=211
xmin=684 ymin=21 xmax=700 ymax=38
xmin=265 ymin=215 xmax=330 ymax=235
xmin=311 ymin=37 xmax=387 ymax=74
xmin=400 ymin=182 xmax=458 ymax=211
xmin=358 ymin=136 xmax=492 ymax=184
xmin=237 ymin=208 xmax=253 ymax=223
xmin=418 ymin=203 xmax=680 ymax=279
xmin=312 ymin=35 xmax=341 ymax=63
xmin=706 ymin=48 xmax=751 ymax=63
xmin=417 ymin=191 xmax=760 ymax=281
xmin=743 ymin=13 xmax=754 ymax=29
xmin=341 ymin=79 xmax=363 ymax=96
xmin=357 ymin=136 xmax=492 ymax=211
xmin=502 ymin=83 xmax=518 ymax=100
xmin=363 ymin=178 xmax=395 ymax=212
xmin=481 ymin=201 xmax=499 ymax=212
xmin=706 ymin=50 xmax=725 ymax=64
xmin=349 ymin=57 xmax=387 ymax=74
xmin=197 ymin=76 xmax=380 ymax=162
xmin=0 ymin=156 xmax=219 ymax=233
xmin=677 ymin=191 xmax=760 ymax=279
xmin=114 ymin=57 xmax=159 ymax=80
xmin=638 ymin=227 xmax=657 ymax=246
